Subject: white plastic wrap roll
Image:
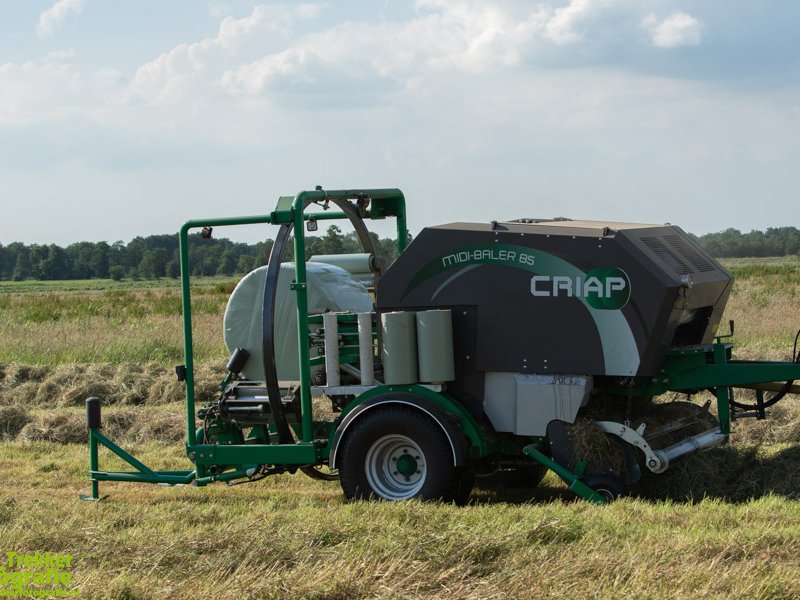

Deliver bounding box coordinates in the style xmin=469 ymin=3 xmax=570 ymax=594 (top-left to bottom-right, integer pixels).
xmin=381 ymin=311 xmax=418 ymax=385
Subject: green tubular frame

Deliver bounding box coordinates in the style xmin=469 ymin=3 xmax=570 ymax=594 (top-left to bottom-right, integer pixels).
xmin=87 ymin=189 xmax=411 ymax=498
xmin=611 ymin=338 xmax=800 ymax=436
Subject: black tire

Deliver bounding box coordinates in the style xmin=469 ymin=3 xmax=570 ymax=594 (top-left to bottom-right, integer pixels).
xmin=493 ymin=463 xmax=548 ymax=489
xmin=338 ymin=406 xmax=458 ymax=502
xmin=452 ymin=467 xmax=476 ymax=506
xmin=301 ymin=464 xmax=339 ymax=481
xmin=584 ymin=474 xmax=628 ymax=502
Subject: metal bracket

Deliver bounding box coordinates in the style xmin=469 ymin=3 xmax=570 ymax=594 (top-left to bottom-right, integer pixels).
xmin=596 ymin=420 xmax=667 ymax=473
xmin=597 ymin=420 xmax=729 ymax=474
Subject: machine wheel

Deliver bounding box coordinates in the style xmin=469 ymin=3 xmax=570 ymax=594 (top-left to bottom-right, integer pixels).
xmin=584 ymin=474 xmax=628 ymax=502
xmin=452 ymin=467 xmax=476 ymax=506
xmin=338 ymin=406 xmax=458 ymax=502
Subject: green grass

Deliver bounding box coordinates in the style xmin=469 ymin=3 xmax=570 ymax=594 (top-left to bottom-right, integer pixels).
xmin=1 ymin=260 xmax=800 ymax=598
xmin=0 ymin=276 xmax=236 ymax=294
xmin=0 ymin=280 xmax=236 ymax=364
xmin=2 ymin=440 xmax=800 ymax=599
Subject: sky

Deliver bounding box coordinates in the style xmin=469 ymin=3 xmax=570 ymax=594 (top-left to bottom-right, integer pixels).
xmin=1 ymin=0 xmax=799 ymax=246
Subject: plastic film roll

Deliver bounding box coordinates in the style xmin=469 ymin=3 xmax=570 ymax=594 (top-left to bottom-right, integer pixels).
xmin=381 ymin=311 xmax=418 ymax=385
xmin=309 ymin=253 xmax=376 ymax=276
xmin=416 ymin=309 xmax=455 ymax=383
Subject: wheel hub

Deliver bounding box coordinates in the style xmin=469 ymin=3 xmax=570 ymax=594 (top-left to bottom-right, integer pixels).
xmin=365 ymin=434 xmax=426 ymax=500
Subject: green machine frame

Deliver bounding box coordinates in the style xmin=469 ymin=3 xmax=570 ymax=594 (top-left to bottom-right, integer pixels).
xmin=85 ymin=188 xmax=800 ymax=503
xmin=87 ymin=188 xmax=425 ymax=498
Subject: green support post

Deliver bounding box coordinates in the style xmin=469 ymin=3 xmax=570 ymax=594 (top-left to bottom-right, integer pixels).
xmin=179 ymin=214 xmax=274 ymax=471
xmin=293 ymin=191 xmax=315 ymax=443
xmin=713 ymin=342 xmax=731 ymax=434
xmin=89 ymin=429 xmax=99 ymax=500
xmin=523 ymin=445 xmax=606 ymax=504
xmin=395 ymin=194 xmax=408 ymax=253
xmin=87 ymin=190 xmax=411 ymax=497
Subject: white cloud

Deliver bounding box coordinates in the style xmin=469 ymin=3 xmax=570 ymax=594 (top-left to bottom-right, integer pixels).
xmin=36 ymin=0 xmax=85 ymax=38
xmin=0 ymin=54 xmax=83 ymax=124
xmin=545 ymin=0 xmax=595 ymax=45
xmin=642 ymin=11 xmax=703 ymax=48
xmin=127 ymin=3 xmax=326 ymax=104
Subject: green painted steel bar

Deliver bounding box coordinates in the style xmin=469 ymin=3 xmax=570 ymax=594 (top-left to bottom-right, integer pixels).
xmin=92 ymin=429 xmax=156 ymax=475
xmin=668 ymin=361 xmax=800 ymax=391
xmin=178 ymin=225 xmax=197 ymax=454
xmin=395 ymin=191 xmax=408 ymax=252
xmin=713 ymin=342 xmax=732 ymax=434
xmin=89 ymin=429 xmax=99 ymax=500
xmin=293 ymin=191 xmax=316 ymax=443
xmin=522 ymin=445 xmax=606 ymax=504
xmin=179 ymin=214 xmax=274 ymax=473
xmin=90 ymin=471 xmax=196 ymax=484
xmin=303 ymin=211 xmax=347 ymax=222
xmin=189 ymin=442 xmax=318 ymax=465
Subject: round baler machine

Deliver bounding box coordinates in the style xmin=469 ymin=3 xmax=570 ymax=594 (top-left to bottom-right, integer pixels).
xmin=84 ymin=188 xmax=800 ymax=504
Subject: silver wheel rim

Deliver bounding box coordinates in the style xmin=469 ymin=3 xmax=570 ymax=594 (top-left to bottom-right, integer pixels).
xmin=364 ymin=434 xmax=426 ymax=500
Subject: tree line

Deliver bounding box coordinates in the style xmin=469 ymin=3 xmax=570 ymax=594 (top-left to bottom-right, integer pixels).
xmin=2 ymin=225 xmax=799 ymax=282
xmin=0 ymin=226 xmax=402 ymax=281
xmin=692 ymin=227 xmax=800 ymax=259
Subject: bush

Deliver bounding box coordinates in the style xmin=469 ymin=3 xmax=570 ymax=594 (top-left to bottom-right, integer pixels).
xmin=109 ymin=265 xmax=124 ymax=281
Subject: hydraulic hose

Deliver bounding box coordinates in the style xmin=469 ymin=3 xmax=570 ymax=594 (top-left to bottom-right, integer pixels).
xmin=260 ymin=194 xmax=381 ymax=445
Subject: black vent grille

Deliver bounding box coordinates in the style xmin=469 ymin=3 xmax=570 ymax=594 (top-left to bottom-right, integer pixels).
xmin=663 ymin=234 xmax=715 ymax=272
xmin=641 ymin=237 xmax=692 ymax=275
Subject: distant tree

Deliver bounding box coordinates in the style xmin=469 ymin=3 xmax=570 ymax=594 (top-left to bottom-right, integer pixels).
xmin=12 ymin=251 xmax=32 ymax=281
xmin=39 ymin=245 xmax=68 ymax=279
xmin=91 ymin=242 xmax=110 ymax=278
xmin=138 ymin=248 xmax=168 ymax=279
xmin=321 ymin=225 xmax=346 ymax=255
xmin=165 ymin=259 xmax=180 ymax=279
xmin=109 ymin=265 xmax=124 ymax=281
xmin=217 ymin=249 xmax=237 ymax=276
xmin=236 ymin=254 xmax=254 ymax=274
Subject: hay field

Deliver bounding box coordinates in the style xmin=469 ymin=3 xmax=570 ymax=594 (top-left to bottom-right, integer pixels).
xmin=1 ymin=259 xmax=800 ymax=599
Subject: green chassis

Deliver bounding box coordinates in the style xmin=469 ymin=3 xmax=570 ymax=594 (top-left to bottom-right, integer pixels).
xmin=86 ymin=188 xmax=800 ymax=503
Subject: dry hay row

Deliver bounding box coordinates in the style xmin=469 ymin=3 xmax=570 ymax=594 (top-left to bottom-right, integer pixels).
xmin=0 ymin=362 xmax=227 ymax=408
xmin=1 ymin=363 xmax=800 ymax=449
xmin=0 ymin=363 xmax=227 ymax=445
xmin=0 ymin=405 xmax=186 ymax=445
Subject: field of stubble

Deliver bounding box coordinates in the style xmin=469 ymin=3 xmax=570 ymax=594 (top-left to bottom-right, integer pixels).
xmin=1 ymin=259 xmax=800 ymax=599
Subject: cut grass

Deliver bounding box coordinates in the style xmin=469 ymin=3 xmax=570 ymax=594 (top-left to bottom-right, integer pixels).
xmin=1 ymin=439 xmax=800 ymax=599
xmin=1 ymin=260 xmax=799 ymax=598
xmin=1 ymin=259 xmax=798 ymax=366
xmin=0 ymin=363 xmax=226 ymax=408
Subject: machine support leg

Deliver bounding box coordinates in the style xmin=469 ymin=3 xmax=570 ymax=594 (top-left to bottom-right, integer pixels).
xmin=523 ymin=445 xmax=606 ymax=504
xmin=713 ymin=342 xmax=732 ymax=435
xmin=89 ymin=429 xmax=99 ymax=500
xmin=84 ymin=397 xmax=102 ymax=501
xmin=755 ymin=390 xmax=766 ymax=420
xmin=714 ymin=386 xmax=731 ymax=434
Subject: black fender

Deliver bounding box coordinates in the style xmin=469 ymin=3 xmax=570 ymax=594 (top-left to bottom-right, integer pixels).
xmin=329 ymin=393 xmax=470 ymax=470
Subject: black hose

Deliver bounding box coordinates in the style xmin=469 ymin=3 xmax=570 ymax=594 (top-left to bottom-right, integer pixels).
xmin=262 ymin=224 xmax=295 ymax=444
xmin=259 ymin=193 xmax=382 ymax=446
